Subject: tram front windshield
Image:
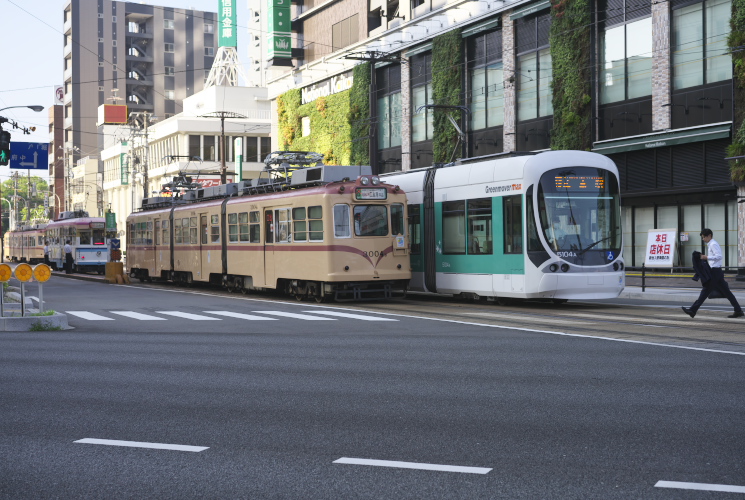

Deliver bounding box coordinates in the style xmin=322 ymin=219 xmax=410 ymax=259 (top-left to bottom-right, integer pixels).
xmin=537 ymin=167 xmax=621 ymax=262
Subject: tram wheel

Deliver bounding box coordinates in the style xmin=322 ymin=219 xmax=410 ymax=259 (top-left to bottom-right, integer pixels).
xmin=226 ymin=279 xmax=235 ymax=293
xmin=494 ymin=296 xmax=512 ymax=306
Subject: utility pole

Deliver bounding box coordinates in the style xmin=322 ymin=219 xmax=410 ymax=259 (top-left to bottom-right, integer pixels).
xmin=129 ymin=111 xmax=155 ymax=199
xmin=199 ymin=111 xmax=247 ymax=184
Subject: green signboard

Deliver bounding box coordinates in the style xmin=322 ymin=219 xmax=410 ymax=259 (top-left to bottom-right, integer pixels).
xmin=218 ymin=0 xmax=238 ymax=48
xmin=267 ymin=0 xmax=291 ymax=60
xmin=120 ymin=152 xmax=129 ymax=185
xmin=106 ymin=212 xmax=117 ymax=230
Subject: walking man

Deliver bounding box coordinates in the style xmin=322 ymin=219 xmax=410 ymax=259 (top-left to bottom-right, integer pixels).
xmin=63 ymin=240 xmax=73 ymax=274
xmin=682 ymin=229 xmax=743 ymax=319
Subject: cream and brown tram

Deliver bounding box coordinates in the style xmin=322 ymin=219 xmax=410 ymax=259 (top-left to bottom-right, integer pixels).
xmin=126 ymin=152 xmax=411 ymax=301
xmin=3 ymin=223 xmax=48 ymax=264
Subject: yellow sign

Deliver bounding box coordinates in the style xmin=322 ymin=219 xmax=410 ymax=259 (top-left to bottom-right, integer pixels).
xmin=0 ymin=264 xmax=11 ymax=282
xmin=15 ymin=263 xmax=33 ymax=282
xmin=33 ymin=264 xmax=52 ymax=283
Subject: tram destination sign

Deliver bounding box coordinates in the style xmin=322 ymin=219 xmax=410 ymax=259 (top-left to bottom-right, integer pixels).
xmin=355 ymin=188 xmax=387 ymax=200
xmin=554 ymin=175 xmax=605 ymax=192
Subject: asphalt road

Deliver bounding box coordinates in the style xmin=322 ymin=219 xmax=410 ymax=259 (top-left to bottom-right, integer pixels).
xmin=1 ymin=279 xmax=744 ymax=499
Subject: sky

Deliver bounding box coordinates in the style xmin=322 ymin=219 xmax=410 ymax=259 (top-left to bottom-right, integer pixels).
xmin=0 ymin=0 xmax=249 ymax=183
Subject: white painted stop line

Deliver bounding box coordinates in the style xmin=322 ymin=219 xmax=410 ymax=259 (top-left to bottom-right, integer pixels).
xmin=655 ymin=480 xmax=745 ymax=494
xmin=74 ymin=438 xmax=208 ymax=452
xmin=333 ymin=457 xmax=492 ymax=474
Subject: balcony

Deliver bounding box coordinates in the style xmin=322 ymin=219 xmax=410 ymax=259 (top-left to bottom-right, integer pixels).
xmin=125 ymin=53 xmax=153 ymax=63
xmin=64 ymin=44 xmax=72 ymax=58
xmin=64 ymin=18 xmax=71 ymax=34
xmin=64 ymin=67 xmax=72 ymax=82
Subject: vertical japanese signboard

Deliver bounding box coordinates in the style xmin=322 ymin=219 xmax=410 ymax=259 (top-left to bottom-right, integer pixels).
xmin=267 ymin=0 xmax=291 ymax=59
xmin=644 ymin=228 xmax=677 ymax=268
xmin=218 ymin=0 xmax=237 ymax=48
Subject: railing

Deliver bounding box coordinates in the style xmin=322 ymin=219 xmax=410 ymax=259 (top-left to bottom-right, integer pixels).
xmin=627 ymin=266 xmax=745 ymax=292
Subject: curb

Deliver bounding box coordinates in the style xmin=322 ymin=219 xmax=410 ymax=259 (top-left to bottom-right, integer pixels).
xmin=0 ymin=311 xmax=70 ymax=331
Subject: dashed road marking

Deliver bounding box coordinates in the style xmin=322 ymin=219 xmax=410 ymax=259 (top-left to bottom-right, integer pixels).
xmin=74 ymin=438 xmax=208 ymax=452
xmin=333 ymin=457 xmax=492 ymax=474
xmin=655 ymin=480 xmax=745 ymax=494
xmin=204 ymin=311 xmax=278 ymax=321
xmin=156 ymin=311 xmax=222 ymax=321
xmin=65 ymin=311 xmax=115 ymax=321
xmin=302 ymin=310 xmax=398 ymax=321
xmin=110 ymin=311 xmax=167 ymax=321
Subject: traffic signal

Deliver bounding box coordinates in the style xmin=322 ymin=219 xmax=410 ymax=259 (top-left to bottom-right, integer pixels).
xmin=0 ymin=130 xmax=10 ymax=166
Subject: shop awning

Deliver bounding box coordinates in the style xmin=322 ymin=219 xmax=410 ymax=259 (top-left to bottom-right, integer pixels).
xmin=591 ymin=122 xmax=732 ymax=155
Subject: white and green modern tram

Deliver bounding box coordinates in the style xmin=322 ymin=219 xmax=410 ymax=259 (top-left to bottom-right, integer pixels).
xmin=384 ymin=150 xmax=624 ymax=302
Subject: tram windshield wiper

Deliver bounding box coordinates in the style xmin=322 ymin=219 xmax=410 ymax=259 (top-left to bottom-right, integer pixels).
xmin=577 ymin=236 xmax=611 ymax=256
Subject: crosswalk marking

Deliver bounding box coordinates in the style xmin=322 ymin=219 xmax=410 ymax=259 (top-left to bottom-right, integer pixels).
xmin=66 ymin=311 xmax=115 ymax=321
xmin=111 ymin=311 xmax=167 ymax=321
xmin=254 ymin=311 xmax=337 ymax=321
xmin=204 ymin=311 xmax=278 ymax=321
xmin=156 ymin=311 xmax=222 ymax=321
xmin=302 ymin=310 xmax=398 ymax=321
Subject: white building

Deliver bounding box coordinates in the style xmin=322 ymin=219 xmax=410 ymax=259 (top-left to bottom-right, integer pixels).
xmin=102 ymin=85 xmax=271 ymax=248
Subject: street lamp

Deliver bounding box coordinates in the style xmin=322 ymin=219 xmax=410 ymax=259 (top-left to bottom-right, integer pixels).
xmin=0 ymin=105 xmax=44 ymax=113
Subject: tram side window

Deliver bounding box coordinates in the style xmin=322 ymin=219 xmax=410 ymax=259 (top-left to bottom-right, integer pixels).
xmin=468 ymin=198 xmax=492 ymax=255
xmin=201 ymin=215 xmax=208 ymax=245
xmin=211 ymin=215 xmax=220 ymax=243
xmin=408 ymin=205 xmax=421 ymax=254
xmin=239 ymin=213 xmax=249 ymax=242
xmin=228 ymin=213 xmax=238 ymax=242
xmin=309 ymin=206 xmax=323 ymax=241
xmin=249 ymin=211 xmax=260 ymax=242
xmin=190 ymin=217 xmax=197 ymax=244
xmin=276 ymin=208 xmax=291 ymax=243
xmin=163 ymin=220 xmax=170 ymax=245
xmin=155 ymin=221 xmax=161 ymax=245
xmin=503 ymin=195 xmax=522 ymax=254
xmin=147 ymin=221 xmax=153 ymax=245
xmin=175 ymin=219 xmax=183 ymax=244
xmin=293 ymin=207 xmax=307 ymax=241
xmin=442 ymin=201 xmax=466 ymax=254
xmin=391 ymin=204 xmax=405 ymax=237
xmin=334 ymin=205 xmax=350 ymax=238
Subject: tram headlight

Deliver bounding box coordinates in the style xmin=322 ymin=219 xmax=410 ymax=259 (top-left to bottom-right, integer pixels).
xmin=549 ymin=263 xmax=558 ymax=272
xmin=360 ymin=177 xmax=370 ymax=185
xmin=371 ymin=176 xmax=380 ymax=185
xmin=613 ymin=262 xmax=619 ymax=271
xmin=560 ymin=263 xmax=569 ymax=273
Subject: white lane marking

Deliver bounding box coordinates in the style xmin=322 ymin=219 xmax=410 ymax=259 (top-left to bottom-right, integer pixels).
xmin=66 ymin=311 xmax=115 ymax=321
xmin=655 ymin=480 xmax=745 ymax=493
xmin=74 ymin=438 xmax=208 ymax=452
xmin=156 ymin=311 xmax=221 ymax=321
xmin=111 ymin=311 xmax=167 ymax=321
xmin=469 ymin=312 xmax=590 ymax=325
xmin=333 ymin=457 xmax=491 ymax=474
xmin=204 ymin=311 xmax=278 ymax=321
xmin=256 ymin=311 xmax=336 ymax=321
xmin=301 ymin=311 xmax=398 ymax=321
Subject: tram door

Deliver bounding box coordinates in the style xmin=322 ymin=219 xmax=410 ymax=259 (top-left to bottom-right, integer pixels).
xmin=263 ymin=209 xmax=275 ymax=288
xmin=197 ymin=214 xmax=207 ymax=281
xmin=154 ymin=218 xmax=165 ymax=276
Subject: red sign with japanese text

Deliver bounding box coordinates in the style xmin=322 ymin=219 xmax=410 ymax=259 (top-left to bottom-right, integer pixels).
xmin=644 ymin=228 xmax=677 ymax=268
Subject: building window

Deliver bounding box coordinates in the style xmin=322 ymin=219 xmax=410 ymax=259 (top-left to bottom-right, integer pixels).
xmin=332 ymin=14 xmax=359 ymax=51
xmin=164 ymin=19 xmax=174 ymax=29
xmin=600 ymin=19 xmax=653 ymax=103
xmin=516 ymin=12 xmax=553 ymax=121
xmin=189 ymin=135 xmax=200 ymax=159
xmin=165 ymin=43 xmax=174 ymax=53
xmin=165 ymin=90 xmax=175 ymax=100
xmin=469 ymin=29 xmax=504 ymax=130
xmin=377 ymin=65 xmax=402 ymax=149
xmin=204 ymin=136 xmax=216 ymax=161
xmin=410 ymin=53 xmax=433 ymax=143
xmin=165 ymin=66 xmax=175 ymax=76
xmin=205 ymin=23 xmax=214 ymax=33
xmin=672 ymin=0 xmax=731 ymax=90
xmin=205 ymin=47 xmax=214 ymax=56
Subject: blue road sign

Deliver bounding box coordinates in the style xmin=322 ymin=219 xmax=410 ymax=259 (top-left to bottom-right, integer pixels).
xmin=9 ymin=142 xmax=48 ymax=170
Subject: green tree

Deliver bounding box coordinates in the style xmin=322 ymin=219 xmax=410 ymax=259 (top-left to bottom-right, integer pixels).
xmin=0 ymin=175 xmax=49 ymax=237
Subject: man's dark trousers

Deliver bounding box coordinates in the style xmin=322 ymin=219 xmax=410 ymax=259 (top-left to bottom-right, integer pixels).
xmin=690 ymin=267 xmax=743 ymax=313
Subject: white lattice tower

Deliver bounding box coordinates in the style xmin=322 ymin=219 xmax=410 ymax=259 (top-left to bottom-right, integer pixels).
xmin=205 ymin=46 xmax=248 ymax=87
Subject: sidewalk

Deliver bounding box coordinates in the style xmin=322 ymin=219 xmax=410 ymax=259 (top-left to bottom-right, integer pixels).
xmin=619 ymin=285 xmax=745 ymax=304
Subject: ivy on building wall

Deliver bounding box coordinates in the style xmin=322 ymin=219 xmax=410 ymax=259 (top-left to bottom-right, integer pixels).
xmin=276 ymin=89 xmax=302 ymax=150
xmin=432 ymin=29 xmax=463 ymax=163
xmin=727 ymin=0 xmax=745 ymax=182
xmin=549 ymin=0 xmax=592 ymax=151
xmin=349 ymin=63 xmax=371 ymax=165
xmin=276 ymin=88 xmax=352 ymax=165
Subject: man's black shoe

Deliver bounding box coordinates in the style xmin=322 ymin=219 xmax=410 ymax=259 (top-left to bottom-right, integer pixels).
xmin=682 ymin=307 xmax=695 ymax=318
xmin=727 ymin=311 xmax=744 ymax=318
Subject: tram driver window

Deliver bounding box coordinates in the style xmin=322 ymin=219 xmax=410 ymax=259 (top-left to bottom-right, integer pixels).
xmin=80 ymin=231 xmax=91 ymax=245
xmin=503 ymin=195 xmax=523 ymax=254
xmin=334 ymin=205 xmax=351 ymax=238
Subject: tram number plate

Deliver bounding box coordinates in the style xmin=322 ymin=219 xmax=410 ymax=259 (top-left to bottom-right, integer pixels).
xmin=355 ymin=188 xmax=387 ymax=200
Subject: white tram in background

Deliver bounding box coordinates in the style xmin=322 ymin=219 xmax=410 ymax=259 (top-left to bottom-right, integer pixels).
xmin=384 ymin=150 xmax=624 ymax=303
xmin=45 ymin=211 xmax=111 ymax=273
xmin=3 ymin=223 xmax=48 ymax=264
xmin=126 ymin=152 xmax=411 ymax=301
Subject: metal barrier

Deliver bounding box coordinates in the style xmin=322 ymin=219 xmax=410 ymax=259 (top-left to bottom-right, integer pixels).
xmin=627 ymin=265 xmax=745 ymax=292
